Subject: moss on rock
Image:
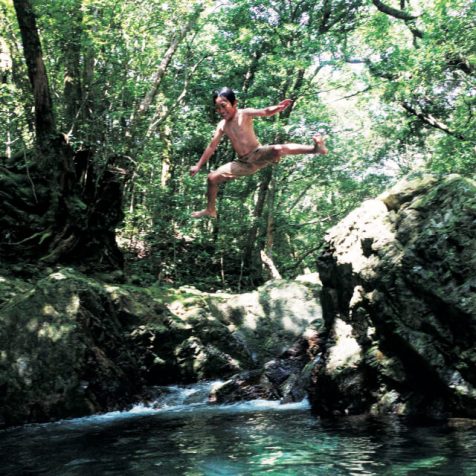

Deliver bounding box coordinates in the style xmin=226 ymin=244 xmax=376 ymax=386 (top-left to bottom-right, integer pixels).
xmin=0 ymin=269 xmax=146 ymax=426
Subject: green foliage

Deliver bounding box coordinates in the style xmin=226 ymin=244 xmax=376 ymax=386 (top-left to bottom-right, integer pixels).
xmin=2 ymin=0 xmax=474 ymax=290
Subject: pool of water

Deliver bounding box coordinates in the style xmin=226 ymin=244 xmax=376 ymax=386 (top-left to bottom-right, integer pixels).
xmin=2 ymin=383 xmax=476 ymax=475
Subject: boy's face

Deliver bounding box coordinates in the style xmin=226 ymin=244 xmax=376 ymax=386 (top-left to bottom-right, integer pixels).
xmin=215 ymin=96 xmax=237 ymax=120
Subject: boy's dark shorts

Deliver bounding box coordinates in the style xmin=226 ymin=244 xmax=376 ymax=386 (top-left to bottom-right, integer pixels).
xmin=214 ymin=145 xmax=280 ymax=178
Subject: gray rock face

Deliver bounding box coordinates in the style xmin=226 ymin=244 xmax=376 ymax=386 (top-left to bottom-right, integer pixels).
xmin=207 ymin=277 xmax=322 ymax=365
xmin=206 ymin=277 xmax=322 ymax=405
xmin=309 ymin=175 xmax=476 ymax=418
xmin=210 ymin=329 xmax=321 ymax=405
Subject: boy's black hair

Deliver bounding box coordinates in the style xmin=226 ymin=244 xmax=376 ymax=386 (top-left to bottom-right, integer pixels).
xmin=213 ymin=87 xmax=236 ymax=104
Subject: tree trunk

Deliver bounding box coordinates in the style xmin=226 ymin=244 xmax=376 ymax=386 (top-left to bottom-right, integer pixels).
xmin=265 ymin=174 xmax=277 ymax=253
xmin=13 ymin=0 xmax=56 ymax=150
xmin=242 ymin=166 xmax=273 ymax=283
xmin=63 ymin=2 xmax=83 ymax=133
xmin=80 ymin=41 xmax=96 ymax=142
xmin=242 ymin=48 xmax=264 ymax=100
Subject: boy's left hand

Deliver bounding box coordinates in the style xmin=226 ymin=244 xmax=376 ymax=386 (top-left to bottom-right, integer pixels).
xmin=278 ymin=99 xmax=293 ymax=111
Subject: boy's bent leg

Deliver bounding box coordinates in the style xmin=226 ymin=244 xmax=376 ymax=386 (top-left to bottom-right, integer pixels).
xmin=191 ymin=172 xmax=222 ymax=218
xmin=191 ymin=161 xmax=252 ymax=218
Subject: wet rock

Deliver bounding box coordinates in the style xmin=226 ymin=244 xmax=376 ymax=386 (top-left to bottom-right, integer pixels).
xmin=211 ymin=328 xmax=321 ymax=405
xmin=174 ymin=336 xmax=242 ymax=380
xmin=309 ymin=174 xmax=476 ymax=418
xmin=210 ymin=370 xmax=280 ymax=403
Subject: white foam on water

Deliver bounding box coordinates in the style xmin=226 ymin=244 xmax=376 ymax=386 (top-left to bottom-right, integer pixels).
xmin=51 ymin=381 xmax=311 ymax=428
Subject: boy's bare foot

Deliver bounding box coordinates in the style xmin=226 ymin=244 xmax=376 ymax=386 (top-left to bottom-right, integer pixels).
xmin=191 ymin=209 xmax=217 ymax=219
xmin=312 ymin=133 xmax=328 ymax=155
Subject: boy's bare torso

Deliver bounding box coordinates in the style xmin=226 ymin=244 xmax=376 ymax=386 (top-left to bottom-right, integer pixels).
xmin=219 ymin=109 xmax=260 ymax=157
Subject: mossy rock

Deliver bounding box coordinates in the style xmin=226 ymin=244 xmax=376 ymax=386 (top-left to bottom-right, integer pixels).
xmin=0 ymin=269 xmax=149 ymax=426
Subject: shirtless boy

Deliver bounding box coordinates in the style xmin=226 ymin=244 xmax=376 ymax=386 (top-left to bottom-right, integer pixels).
xmin=190 ymin=87 xmax=328 ymax=218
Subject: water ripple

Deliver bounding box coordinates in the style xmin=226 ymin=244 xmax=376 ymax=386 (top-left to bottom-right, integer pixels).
xmin=2 ymin=384 xmax=476 ymax=475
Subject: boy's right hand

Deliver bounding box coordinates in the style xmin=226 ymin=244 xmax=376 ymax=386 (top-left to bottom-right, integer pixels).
xmin=190 ymin=165 xmax=200 ymax=177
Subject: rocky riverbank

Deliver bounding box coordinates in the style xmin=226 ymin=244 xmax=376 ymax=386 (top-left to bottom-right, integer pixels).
xmin=0 ymin=269 xmax=321 ymax=427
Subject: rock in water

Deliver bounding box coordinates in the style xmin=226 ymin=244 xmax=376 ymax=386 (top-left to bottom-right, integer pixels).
xmin=309 ymin=174 xmax=476 ymax=418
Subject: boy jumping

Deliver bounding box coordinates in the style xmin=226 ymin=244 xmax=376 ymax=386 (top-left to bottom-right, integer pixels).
xmin=190 ymin=87 xmax=328 ymax=218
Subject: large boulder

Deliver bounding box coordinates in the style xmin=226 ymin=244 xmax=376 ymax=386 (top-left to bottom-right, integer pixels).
xmin=309 ymin=174 xmax=476 ymax=418
xmin=0 ymin=269 xmax=149 ymax=426
xmin=207 ymin=276 xmax=322 ymax=365
xmin=137 ymin=277 xmax=322 ymax=383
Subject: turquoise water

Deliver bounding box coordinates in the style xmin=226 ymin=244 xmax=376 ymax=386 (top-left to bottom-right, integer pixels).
xmin=2 ymin=384 xmax=476 ymax=475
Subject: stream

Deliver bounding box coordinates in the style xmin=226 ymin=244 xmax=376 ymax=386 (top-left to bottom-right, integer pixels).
xmin=2 ymin=381 xmax=476 ymax=475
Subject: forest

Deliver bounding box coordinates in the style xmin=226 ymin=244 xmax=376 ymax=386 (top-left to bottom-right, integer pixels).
xmin=1 ymin=0 xmax=474 ymax=291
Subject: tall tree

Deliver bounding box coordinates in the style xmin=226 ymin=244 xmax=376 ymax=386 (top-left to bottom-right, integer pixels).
xmin=12 ymin=0 xmax=55 ymax=150
xmin=61 ymin=0 xmax=83 ymax=133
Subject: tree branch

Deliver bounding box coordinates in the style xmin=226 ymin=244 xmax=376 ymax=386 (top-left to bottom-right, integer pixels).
xmin=146 ymin=56 xmax=208 ymax=137
xmin=401 ymin=102 xmax=466 ymax=140
xmin=371 ymin=0 xmax=424 ymax=39
xmin=334 ymin=86 xmax=371 ymax=101
xmin=371 ymin=0 xmax=418 ymax=21
xmin=126 ymin=6 xmax=203 ymax=138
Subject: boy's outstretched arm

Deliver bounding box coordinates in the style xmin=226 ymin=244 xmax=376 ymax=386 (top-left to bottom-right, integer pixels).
xmin=243 ymin=99 xmax=293 ymax=117
xmin=190 ymin=124 xmax=224 ymax=177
